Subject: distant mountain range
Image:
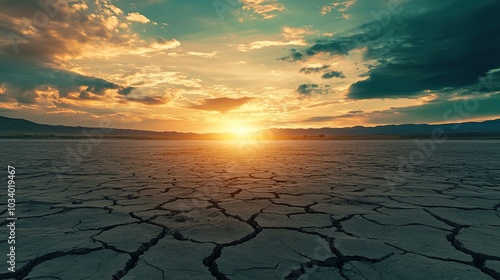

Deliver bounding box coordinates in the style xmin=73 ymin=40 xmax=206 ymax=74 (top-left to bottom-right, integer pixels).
xmin=1 ymin=116 xmax=499 ymax=140
xmin=268 ymin=119 xmax=500 ymax=139
xmin=0 ymin=116 xmax=197 ymax=139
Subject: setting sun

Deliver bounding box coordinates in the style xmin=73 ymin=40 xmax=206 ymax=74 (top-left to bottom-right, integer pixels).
xmin=227 ymin=124 xmax=255 ymax=139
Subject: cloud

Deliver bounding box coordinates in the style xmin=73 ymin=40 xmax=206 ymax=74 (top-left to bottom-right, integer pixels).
xmin=299 ymin=65 xmax=330 ymax=74
xmin=296 ymin=84 xmax=329 ymax=95
xmin=236 ymin=26 xmax=311 ymax=52
xmin=347 ymin=110 xmax=363 ymax=114
xmin=285 ymin=1 xmax=500 ymax=100
xmin=348 ymin=1 xmax=500 ymax=99
xmin=240 ymin=0 xmax=285 ymax=20
xmin=122 ymin=65 xmax=202 ymax=89
xmin=186 ymin=51 xmax=219 ymax=58
xmin=322 ymin=70 xmax=346 ymax=79
xmin=282 ymin=26 xmax=315 ymax=41
xmin=237 ymin=40 xmax=305 ymax=52
xmin=126 ymin=12 xmax=151 ymax=24
xmin=0 ymin=0 xmax=178 ymax=61
xmin=306 ymin=100 xmax=342 ymax=108
xmin=124 ymin=96 xmax=169 ymax=105
xmin=284 ymin=33 xmax=373 ymax=61
xmin=135 ymin=37 xmax=181 ymax=54
xmin=278 ymin=49 xmax=305 ymax=62
xmin=0 ymin=56 xmax=133 ymax=104
xmin=189 ymin=97 xmax=254 ymax=113
xmin=0 ymin=0 xmax=180 ymax=109
xmin=0 ymin=56 xmax=172 ymax=108
xmin=321 ymin=0 xmax=356 ymax=18
xmin=279 ymin=2 xmax=406 ymax=61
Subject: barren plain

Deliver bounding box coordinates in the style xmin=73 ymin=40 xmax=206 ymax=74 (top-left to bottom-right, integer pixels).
xmin=0 ymin=140 xmax=499 ymax=280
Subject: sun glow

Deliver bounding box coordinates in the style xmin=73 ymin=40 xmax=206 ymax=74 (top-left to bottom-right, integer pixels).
xmin=228 ymin=124 xmax=255 ymax=139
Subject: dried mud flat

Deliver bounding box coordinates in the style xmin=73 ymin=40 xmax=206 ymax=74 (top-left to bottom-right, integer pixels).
xmin=0 ymin=140 xmax=499 ymax=280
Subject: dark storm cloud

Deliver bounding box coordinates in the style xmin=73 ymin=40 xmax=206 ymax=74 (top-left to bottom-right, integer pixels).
xmin=0 ymin=56 xmax=133 ymax=103
xmin=299 ymin=65 xmax=330 ymax=74
xmin=322 ymin=71 xmax=345 ymax=79
xmin=296 ymin=84 xmax=330 ymax=95
xmin=280 ymin=17 xmax=398 ymax=62
xmin=283 ymin=1 xmax=500 ymax=99
xmin=349 ymin=1 xmax=500 ymax=99
xmin=304 ymin=36 xmax=363 ymax=57
xmin=189 ymin=97 xmax=254 ymax=113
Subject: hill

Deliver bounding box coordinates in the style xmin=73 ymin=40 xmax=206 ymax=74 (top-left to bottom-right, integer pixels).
xmin=1 ymin=116 xmax=499 ymax=139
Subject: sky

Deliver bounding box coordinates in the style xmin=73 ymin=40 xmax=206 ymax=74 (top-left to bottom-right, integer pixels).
xmin=0 ymin=0 xmax=499 ymax=133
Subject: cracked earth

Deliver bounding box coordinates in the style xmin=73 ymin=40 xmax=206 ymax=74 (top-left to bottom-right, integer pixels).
xmin=0 ymin=140 xmax=499 ymax=279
